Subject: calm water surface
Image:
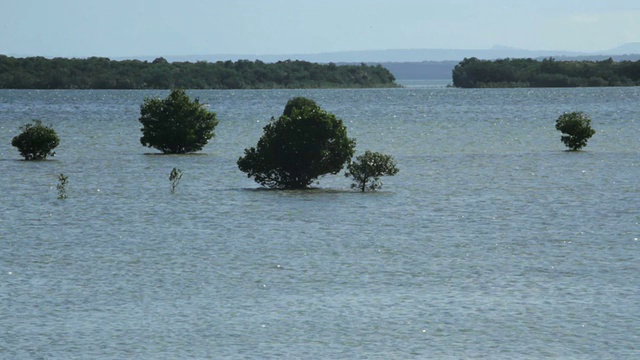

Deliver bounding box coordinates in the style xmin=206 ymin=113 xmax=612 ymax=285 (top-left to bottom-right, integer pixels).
xmin=1 ymin=83 xmax=639 ymax=359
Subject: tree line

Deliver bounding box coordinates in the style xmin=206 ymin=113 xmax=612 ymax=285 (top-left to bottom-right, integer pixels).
xmin=0 ymin=55 xmax=398 ymax=89
xmin=452 ymin=57 xmax=640 ymax=88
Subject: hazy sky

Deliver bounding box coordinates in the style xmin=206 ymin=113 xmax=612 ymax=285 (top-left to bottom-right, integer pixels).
xmin=1 ymin=0 xmax=639 ymax=57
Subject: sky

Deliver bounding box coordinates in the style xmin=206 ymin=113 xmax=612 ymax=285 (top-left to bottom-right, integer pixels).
xmin=1 ymin=0 xmax=639 ymax=58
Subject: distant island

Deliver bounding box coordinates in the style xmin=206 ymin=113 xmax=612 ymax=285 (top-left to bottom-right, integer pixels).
xmin=369 ymin=54 xmax=640 ymax=81
xmin=452 ymin=57 xmax=640 ymax=88
xmin=0 ymin=55 xmax=398 ymax=89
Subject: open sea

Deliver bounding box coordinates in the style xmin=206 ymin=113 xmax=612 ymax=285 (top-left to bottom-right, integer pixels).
xmin=1 ymin=81 xmax=639 ymax=359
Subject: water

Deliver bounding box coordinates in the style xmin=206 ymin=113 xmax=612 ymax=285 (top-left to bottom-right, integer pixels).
xmin=1 ymin=84 xmax=639 ymax=359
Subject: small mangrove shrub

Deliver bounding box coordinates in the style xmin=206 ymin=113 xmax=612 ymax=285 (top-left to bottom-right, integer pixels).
xmin=57 ymin=173 xmax=68 ymax=199
xmin=346 ymin=150 xmax=399 ymax=192
xmin=555 ymin=112 xmax=596 ymax=151
xmin=169 ymin=167 xmax=183 ymax=193
xmin=11 ymin=120 xmax=60 ymax=160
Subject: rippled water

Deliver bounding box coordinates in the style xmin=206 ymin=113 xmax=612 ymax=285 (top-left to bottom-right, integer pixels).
xmin=1 ymin=84 xmax=639 ymax=359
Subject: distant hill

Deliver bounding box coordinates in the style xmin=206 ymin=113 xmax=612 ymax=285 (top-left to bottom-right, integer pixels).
xmin=123 ymin=43 xmax=640 ymax=64
xmin=539 ymin=54 xmax=640 ymax=62
xmin=128 ymin=48 xmax=585 ymax=64
xmin=608 ymin=42 xmax=640 ymax=54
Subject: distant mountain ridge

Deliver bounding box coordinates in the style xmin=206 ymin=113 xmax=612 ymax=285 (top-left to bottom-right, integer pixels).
xmin=609 ymin=42 xmax=640 ymax=54
xmin=123 ymin=43 xmax=640 ymax=64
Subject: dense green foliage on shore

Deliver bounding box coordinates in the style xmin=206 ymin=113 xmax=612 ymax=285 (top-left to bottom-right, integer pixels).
xmin=0 ymin=55 xmax=397 ymax=89
xmin=452 ymin=57 xmax=640 ymax=88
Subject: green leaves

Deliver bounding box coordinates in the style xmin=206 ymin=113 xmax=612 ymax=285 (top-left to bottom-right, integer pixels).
xmin=57 ymin=173 xmax=68 ymax=199
xmin=169 ymin=167 xmax=183 ymax=194
xmin=283 ymin=97 xmax=318 ymax=117
xmin=238 ymin=97 xmax=356 ymax=189
xmin=0 ymin=55 xmax=398 ymax=89
xmin=555 ymin=112 xmax=596 ymax=151
xmin=453 ymin=57 xmax=640 ymax=88
xmin=11 ymin=120 xmax=60 ymax=160
xmin=139 ymin=89 xmax=218 ymax=154
xmin=345 ymin=151 xmax=399 ymax=192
